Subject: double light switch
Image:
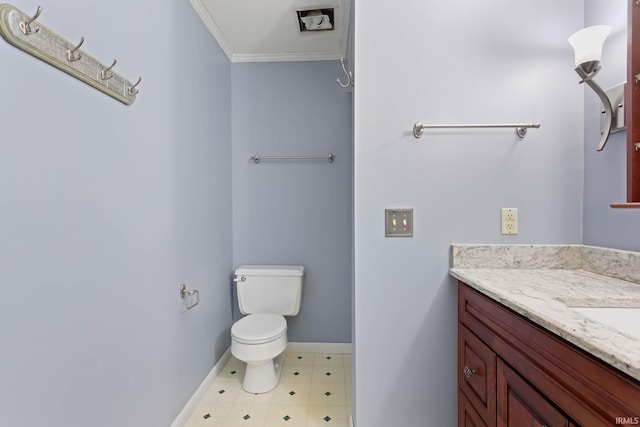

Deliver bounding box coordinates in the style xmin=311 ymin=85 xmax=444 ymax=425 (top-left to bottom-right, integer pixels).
xmin=385 ymin=209 xmax=413 ymax=237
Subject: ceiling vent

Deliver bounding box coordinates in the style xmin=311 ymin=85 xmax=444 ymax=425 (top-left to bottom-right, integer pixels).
xmin=297 ymin=9 xmax=334 ymax=32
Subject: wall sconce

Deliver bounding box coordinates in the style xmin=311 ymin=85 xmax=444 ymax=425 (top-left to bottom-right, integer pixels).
xmin=569 ymin=25 xmax=623 ymax=151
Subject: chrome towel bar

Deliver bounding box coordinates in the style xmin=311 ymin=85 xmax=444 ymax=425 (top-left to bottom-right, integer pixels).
xmin=251 ymin=153 xmax=335 ymax=164
xmin=413 ymin=122 xmax=541 ymax=139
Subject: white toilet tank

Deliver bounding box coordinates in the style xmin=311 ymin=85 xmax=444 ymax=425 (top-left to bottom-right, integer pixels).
xmin=235 ymin=265 xmax=305 ymax=316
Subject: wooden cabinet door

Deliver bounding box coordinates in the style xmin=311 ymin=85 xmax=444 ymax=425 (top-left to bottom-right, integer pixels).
xmin=497 ymin=359 xmax=571 ymax=427
xmin=459 ymin=324 xmax=496 ymax=426
xmin=459 ymin=393 xmax=489 ymax=427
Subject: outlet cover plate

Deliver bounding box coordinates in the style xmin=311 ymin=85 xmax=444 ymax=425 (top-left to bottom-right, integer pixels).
xmin=385 ymin=209 xmax=413 ymax=237
xmin=501 ymin=208 xmax=518 ymax=235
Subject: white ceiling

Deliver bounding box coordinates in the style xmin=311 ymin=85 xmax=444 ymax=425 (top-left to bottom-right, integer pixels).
xmin=189 ymin=0 xmax=350 ymax=63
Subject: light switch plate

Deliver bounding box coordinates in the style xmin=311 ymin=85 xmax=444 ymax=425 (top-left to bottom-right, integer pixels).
xmin=385 ymin=209 xmax=413 ymax=237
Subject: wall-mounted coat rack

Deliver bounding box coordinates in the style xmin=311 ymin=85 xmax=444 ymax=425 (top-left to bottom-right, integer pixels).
xmin=0 ymin=4 xmax=141 ymax=105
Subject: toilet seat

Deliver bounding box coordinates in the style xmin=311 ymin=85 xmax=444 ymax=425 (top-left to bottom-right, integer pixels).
xmin=231 ymin=313 xmax=287 ymax=345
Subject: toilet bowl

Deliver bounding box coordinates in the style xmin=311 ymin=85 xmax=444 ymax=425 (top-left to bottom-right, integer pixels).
xmin=231 ymin=265 xmax=305 ymax=394
xmin=231 ymin=313 xmax=288 ymax=393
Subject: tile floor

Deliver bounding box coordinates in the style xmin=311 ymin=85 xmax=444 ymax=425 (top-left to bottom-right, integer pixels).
xmin=184 ymin=351 xmax=352 ymax=427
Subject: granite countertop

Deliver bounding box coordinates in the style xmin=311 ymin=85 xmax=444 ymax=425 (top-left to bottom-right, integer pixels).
xmin=449 ymin=244 xmax=640 ymax=382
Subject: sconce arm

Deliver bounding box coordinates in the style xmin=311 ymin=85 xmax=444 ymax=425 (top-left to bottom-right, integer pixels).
xmin=575 ymin=64 xmax=615 ymax=151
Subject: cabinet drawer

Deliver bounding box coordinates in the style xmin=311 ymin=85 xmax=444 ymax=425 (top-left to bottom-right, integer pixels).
xmin=459 ymin=324 xmax=496 ymax=426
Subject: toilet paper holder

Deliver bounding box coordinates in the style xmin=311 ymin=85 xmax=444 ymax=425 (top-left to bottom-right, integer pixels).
xmin=179 ymin=284 xmax=199 ymax=310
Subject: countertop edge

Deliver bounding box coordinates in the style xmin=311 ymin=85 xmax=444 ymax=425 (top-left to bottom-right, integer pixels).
xmin=450 ymin=267 xmax=640 ymax=383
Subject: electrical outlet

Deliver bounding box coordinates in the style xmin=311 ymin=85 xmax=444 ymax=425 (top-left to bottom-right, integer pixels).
xmin=501 ymin=208 xmax=518 ymax=235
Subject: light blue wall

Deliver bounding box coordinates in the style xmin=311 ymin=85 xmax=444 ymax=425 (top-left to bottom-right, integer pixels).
xmin=7 ymin=1 xmax=630 ymax=426
xmin=353 ymin=1 xmax=584 ymax=425
xmin=0 ymin=1 xmax=232 ymax=426
xmin=583 ymin=0 xmax=638 ymax=251
xmin=231 ymin=61 xmax=353 ymax=343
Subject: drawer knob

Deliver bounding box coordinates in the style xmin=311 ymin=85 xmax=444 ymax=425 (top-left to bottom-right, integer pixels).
xmin=463 ymin=366 xmax=476 ymax=378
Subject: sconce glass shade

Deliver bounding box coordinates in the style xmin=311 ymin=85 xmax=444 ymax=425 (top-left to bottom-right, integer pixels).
xmin=568 ymin=25 xmax=611 ymax=67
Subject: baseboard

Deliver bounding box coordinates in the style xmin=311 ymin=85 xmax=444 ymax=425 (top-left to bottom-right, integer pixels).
xmin=170 ymin=347 xmax=232 ymax=427
xmin=286 ymin=341 xmax=353 ymax=354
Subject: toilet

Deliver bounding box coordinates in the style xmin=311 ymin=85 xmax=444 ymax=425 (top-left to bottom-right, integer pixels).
xmin=231 ymin=265 xmax=305 ymax=394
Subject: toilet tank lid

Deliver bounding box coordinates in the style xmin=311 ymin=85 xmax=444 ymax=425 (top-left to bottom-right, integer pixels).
xmin=235 ymin=265 xmax=305 ymax=277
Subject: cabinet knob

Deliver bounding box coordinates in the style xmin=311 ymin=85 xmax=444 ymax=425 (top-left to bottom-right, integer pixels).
xmin=463 ymin=366 xmax=476 ymax=378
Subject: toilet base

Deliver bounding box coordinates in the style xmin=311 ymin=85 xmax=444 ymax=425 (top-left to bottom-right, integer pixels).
xmin=242 ymin=354 xmax=284 ymax=394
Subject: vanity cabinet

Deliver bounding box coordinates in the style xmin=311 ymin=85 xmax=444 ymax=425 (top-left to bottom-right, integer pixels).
xmin=458 ymin=281 xmax=640 ymax=427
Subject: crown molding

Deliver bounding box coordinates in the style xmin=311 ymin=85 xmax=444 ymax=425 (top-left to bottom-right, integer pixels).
xmin=231 ymin=51 xmax=344 ymax=63
xmin=189 ymin=0 xmax=234 ymax=61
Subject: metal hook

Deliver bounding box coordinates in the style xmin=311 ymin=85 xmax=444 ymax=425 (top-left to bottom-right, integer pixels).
xmin=128 ymin=77 xmax=142 ymax=96
xmin=19 ymin=5 xmax=42 ymax=35
xmin=66 ymin=37 xmax=84 ymax=62
xmin=100 ymin=59 xmax=117 ymax=80
xmin=336 ymin=57 xmax=353 ymax=88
